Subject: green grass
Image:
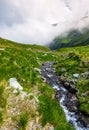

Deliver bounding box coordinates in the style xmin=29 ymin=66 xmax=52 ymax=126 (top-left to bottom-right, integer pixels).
xmin=0 ymin=38 xmax=74 ymax=129
xmin=55 ymin=46 xmax=89 ymax=115
xmin=0 ymin=86 xmax=6 ymax=125
xmin=0 ymin=37 xmax=89 ymax=129
xmin=0 ymin=86 xmax=7 ymax=108
xmin=0 ymin=37 xmax=49 ymax=51
xmin=18 ymin=111 xmax=29 ymax=130
xmin=38 ymin=83 xmax=74 ymax=130
xmin=0 ymin=112 xmax=3 ymax=124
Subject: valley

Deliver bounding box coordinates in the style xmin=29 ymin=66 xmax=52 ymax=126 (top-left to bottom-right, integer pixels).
xmin=0 ymin=38 xmax=89 ymax=130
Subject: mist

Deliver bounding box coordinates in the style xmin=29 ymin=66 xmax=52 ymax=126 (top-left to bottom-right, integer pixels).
xmin=0 ymin=0 xmax=89 ymax=45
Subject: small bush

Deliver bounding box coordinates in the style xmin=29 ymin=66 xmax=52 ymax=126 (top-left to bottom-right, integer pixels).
xmin=0 ymin=97 xmax=7 ymax=108
xmin=0 ymin=86 xmax=6 ymax=108
xmin=18 ymin=111 xmax=29 ymax=130
xmin=0 ymin=86 xmax=4 ymax=95
xmin=0 ymin=112 xmax=3 ymax=124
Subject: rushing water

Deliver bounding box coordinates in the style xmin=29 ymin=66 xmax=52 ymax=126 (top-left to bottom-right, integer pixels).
xmin=41 ymin=62 xmax=89 ymax=130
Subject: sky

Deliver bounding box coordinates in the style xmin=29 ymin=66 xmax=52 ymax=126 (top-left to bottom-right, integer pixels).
xmin=0 ymin=0 xmax=89 ymax=45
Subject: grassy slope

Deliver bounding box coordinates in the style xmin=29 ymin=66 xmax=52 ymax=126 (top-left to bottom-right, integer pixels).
xmin=0 ymin=38 xmax=74 ymax=130
xmin=48 ymin=29 xmax=89 ymax=50
xmin=55 ymin=45 xmax=89 ymax=115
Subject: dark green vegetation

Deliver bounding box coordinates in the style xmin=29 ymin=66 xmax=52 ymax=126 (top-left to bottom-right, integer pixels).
xmin=0 ymin=85 xmax=7 ymax=124
xmin=55 ymin=46 xmax=89 ymax=115
xmin=48 ymin=29 xmax=89 ymax=50
xmin=0 ymin=38 xmax=74 ymax=129
xmin=0 ymin=37 xmax=89 ymax=129
xmin=18 ymin=111 xmax=29 ymax=130
xmin=0 ymin=86 xmax=6 ymax=108
xmin=0 ymin=112 xmax=3 ymax=124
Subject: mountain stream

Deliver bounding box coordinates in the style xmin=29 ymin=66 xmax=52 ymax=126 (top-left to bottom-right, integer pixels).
xmin=41 ymin=62 xmax=89 ymax=130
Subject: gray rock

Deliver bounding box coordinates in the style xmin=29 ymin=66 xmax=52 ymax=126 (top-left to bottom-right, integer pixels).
xmin=34 ymin=68 xmax=41 ymax=74
xmin=41 ymin=76 xmax=47 ymax=83
xmin=60 ymin=68 xmax=66 ymax=73
xmin=47 ymin=74 xmax=53 ymax=78
xmin=50 ymin=126 xmax=54 ymax=130
xmin=81 ymin=91 xmax=89 ymax=97
xmin=64 ymin=82 xmax=70 ymax=87
xmin=64 ymin=82 xmax=77 ymax=94
xmin=13 ymin=128 xmax=18 ymax=130
xmin=73 ymin=74 xmax=79 ymax=78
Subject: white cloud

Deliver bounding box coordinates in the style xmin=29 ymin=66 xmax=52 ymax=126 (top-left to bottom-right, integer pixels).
xmin=0 ymin=0 xmax=89 ymax=44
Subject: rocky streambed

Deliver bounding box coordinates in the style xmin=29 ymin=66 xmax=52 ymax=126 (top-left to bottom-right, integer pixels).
xmin=41 ymin=62 xmax=89 ymax=130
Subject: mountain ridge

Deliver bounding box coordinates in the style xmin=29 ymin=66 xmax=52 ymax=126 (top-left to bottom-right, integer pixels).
xmin=48 ymin=29 xmax=89 ymax=50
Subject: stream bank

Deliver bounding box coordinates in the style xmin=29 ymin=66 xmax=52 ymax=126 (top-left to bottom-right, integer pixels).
xmin=41 ymin=62 xmax=89 ymax=130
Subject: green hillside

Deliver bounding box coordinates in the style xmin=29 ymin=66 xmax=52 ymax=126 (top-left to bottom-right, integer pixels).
xmin=48 ymin=29 xmax=89 ymax=50
xmin=0 ymin=38 xmax=89 ymax=130
xmin=55 ymin=45 xmax=89 ymax=115
xmin=0 ymin=38 xmax=74 ymax=130
xmin=0 ymin=37 xmax=49 ymax=51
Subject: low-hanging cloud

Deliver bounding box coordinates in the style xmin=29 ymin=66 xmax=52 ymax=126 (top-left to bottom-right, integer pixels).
xmin=0 ymin=0 xmax=89 ymax=45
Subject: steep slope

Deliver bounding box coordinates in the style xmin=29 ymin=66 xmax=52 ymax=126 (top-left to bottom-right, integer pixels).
xmin=48 ymin=29 xmax=89 ymax=50
xmin=0 ymin=38 xmax=74 ymax=130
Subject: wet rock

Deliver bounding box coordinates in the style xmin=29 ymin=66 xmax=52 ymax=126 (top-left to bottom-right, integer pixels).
xmin=63 ymin=82 xmax=77 ymax=94
xmin=46 ymin=68 xmax=51 ymax=71
xmin=53 ymin=85 xmax=60 ymax=91
xmin=63 ymin=92 xmax=79 ymax=112
xmin=34 ymin=68 xmax=41 ymax=74
xmin=69 ymin=106 xmax=77 ymax=112
xmin=47 ymin=74 xmax=53 ymax=78
xmin=55 ymin=94 xmax=60 ymax=99
xmin=55 ymin=90 xmax=62 ymax=100
xmin=69 ymin=87 xmax=78 ymax=94
xmin=73 ymin=73 xmax=79 ymax=78
xmin=41 ymin=76 xmax=47 ymax=83
xmin=64 ymin=82 xmax=70 ymax=88
xmin=77 ymin=117 xmax=87 ymax=128
xmin=70 ymin=95 xmax=77 ymax=101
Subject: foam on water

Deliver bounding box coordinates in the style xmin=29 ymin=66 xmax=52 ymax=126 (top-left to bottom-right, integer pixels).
xmin=53 ymin=85 xmax=89 ymax=130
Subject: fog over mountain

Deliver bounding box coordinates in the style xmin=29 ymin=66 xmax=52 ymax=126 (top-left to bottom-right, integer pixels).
xmin=0 ymin=0 xmax=89 ymax=45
